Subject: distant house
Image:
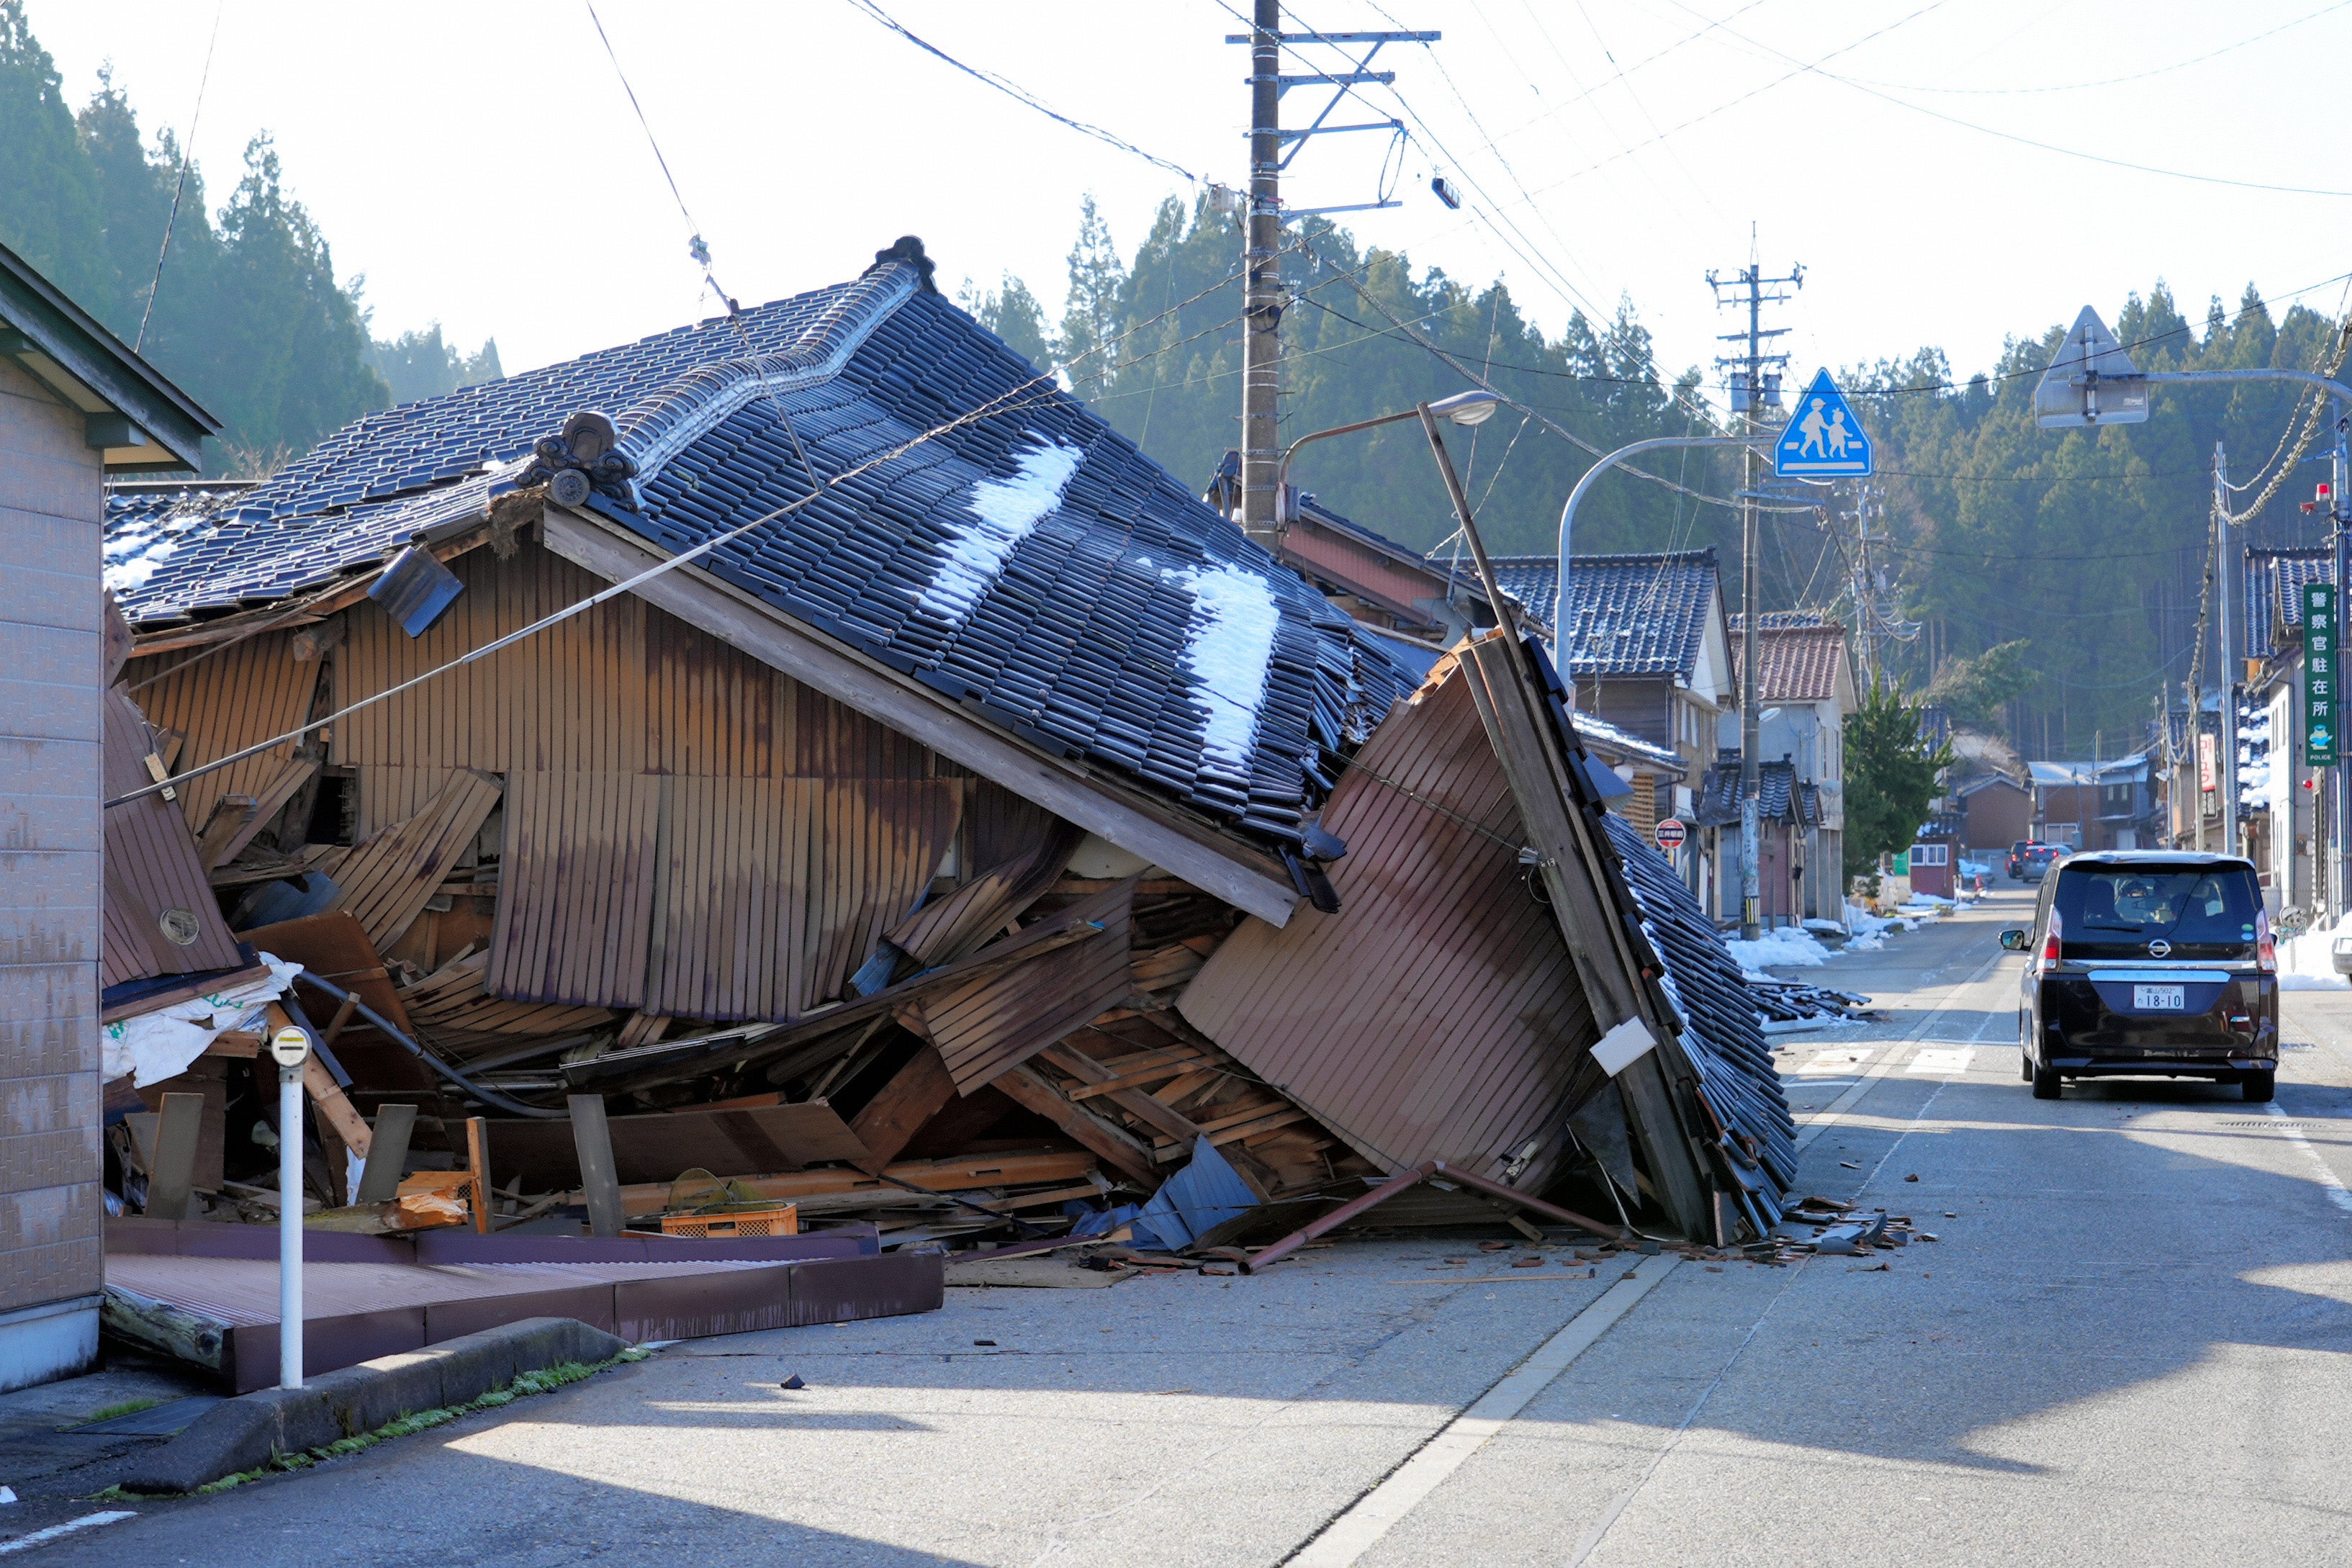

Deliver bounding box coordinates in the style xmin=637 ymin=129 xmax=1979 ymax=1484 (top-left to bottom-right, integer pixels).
xmin=1722 ymin=613 xmax=1858 ymax=922
xmin=0 ymin=238 xmax=217 ymax=1392
xmin=1691 ymin=757 xmax=1821 ymax=927
xmin=2028 ymin=756 xmax=2154 ymax=852
xmin=1957 ymin=774 xmax=2032 ymax=852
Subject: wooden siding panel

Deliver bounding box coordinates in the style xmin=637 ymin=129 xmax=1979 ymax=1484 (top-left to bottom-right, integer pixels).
xmin=486 ymin=771 xmax=660 ymax=1008
xmin=127 ymin=631 xmax=315 ymax=834
xmin=98 ymin=690 xmax=240 ymax=987
xmin=325 ymin=769 xmax=503 ymax=954
xmin=1179 ymin=669 xmax=1594 ymax=1187
xmin=400 ymin=950 xmax=618 ymax=1058
xmin=803 ymin=781 xmax=963 ymax=1007
xmin=921 ymin=879 xmax=1137 ymax=1094
xmin=644 ymin=778 xmax=814 ymax=1022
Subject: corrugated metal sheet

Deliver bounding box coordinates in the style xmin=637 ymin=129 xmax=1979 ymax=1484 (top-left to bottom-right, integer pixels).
xmin=126 ymin=630 xmax=316 ymax=832
xmin=921 ymin=878 xmax=1138 ymax=1094
xmin=487 ymin=770 xmax=662 ymax=1008
xmin=100 ymin=688 xmax=241 ymax=987
xmin=325 ymin=768 xmax=503 ymax=952
xmin=1178 ymin=666 xmax=1595 ymax=1189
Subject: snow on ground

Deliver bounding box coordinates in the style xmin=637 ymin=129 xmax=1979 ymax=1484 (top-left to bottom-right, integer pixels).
xmin=1725 ymin=927 xmax=1835 ymax=970
xmin=2276 ymin=911 xmax=2352 ymax=990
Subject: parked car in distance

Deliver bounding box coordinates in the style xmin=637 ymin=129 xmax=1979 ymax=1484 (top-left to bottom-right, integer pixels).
xmin=1998 ymin=850 xmax=2276 ymax=1101
xmin=2006 ymin=839 xmax=2041 ymax=879
xmin=2019 ymin=843 xmax=2065 ymax=881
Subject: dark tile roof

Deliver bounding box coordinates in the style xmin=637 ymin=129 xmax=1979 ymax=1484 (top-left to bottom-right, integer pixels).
xmin=1691 ymin=759 xmax=1819 ymax=829
xmin=2243 ymin=546 xmax=2329 ymax=662
xmin=1727 ymin=618 xmax=1851 ymax=703
xmin=105 ymin=256 xmax=1409 ymax=847
xmin=1483 ymin=550 xmax=1723 ymax=680
xmin=1603 ymin=814 xmax=1797 ymax=1219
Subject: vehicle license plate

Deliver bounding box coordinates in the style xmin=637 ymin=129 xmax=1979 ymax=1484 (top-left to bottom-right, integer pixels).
xmin=2133 ymin=984 xmax=2186 ymax=1010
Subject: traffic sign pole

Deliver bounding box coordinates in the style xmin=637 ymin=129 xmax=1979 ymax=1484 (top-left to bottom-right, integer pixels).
xmin=270 ymin=1024 xmax=312 ymax=1389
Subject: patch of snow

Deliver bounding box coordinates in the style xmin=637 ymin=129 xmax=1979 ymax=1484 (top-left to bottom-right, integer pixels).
xmin=2276 ymin=911 xmax=2352 ymax=990
xmin=1171 ymin=564 xmax=1279 ymax=775
xmin=916 ymin=435 xmax=1086 ymax=625
xmin=1726 ymin=928 xmax=1835 ymax=970
xmin=102 ymin=536 xmax=178 ymax=592
xmin=1801 ymin=917 xmax=1847 ymax=936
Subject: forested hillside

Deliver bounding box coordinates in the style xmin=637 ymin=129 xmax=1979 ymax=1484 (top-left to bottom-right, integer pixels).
xmin=979 ymin=193 xmax=2339 ymax=757
xmin=0 ymin=1 xmax=496 ymax=472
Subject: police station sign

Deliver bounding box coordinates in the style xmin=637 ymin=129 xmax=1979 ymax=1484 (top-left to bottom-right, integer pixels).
xmin=2304 ymin=580 xmax=2337 ymax=765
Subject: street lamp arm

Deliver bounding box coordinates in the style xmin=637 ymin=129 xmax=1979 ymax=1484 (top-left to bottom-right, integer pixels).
xmin=1272 ymin=408 xmax=1423 ymax=521
xmin=1553 ymin=435 xmax=1772 ymax=644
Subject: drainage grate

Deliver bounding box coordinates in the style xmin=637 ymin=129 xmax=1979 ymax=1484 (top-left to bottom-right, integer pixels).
xmin=2221 ymin=1119 xmax=2316 ymax=1130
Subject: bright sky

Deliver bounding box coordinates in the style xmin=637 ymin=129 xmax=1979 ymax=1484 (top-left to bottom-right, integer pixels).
xmin=31 ymin=1 xmax=2352 ymax=410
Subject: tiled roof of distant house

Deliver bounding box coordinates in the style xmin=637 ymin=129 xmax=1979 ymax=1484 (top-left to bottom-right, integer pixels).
xmin=1480 ymin=550 xmax=1722 ymax=679
xmin=1728 ymin=617 xmax=1851 ymax=703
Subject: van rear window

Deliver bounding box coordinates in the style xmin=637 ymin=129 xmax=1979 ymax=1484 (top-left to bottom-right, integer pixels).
xmin=2053 ymin=865 xmax=2259 ymax=956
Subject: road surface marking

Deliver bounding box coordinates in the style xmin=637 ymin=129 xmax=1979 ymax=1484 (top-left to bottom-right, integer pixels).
xmin=1909 ymin=1047 xmax=1975 ymax=1076
xmin=2264 ymin=1102 xmax=2352 ymax=1213
xmin=1286 ymin=1253 xmax=1681 ymax=1567
xmin=0 ymin=1513 xmax=137 ymax=1556
xmin=1796 ymin=938 xmax=2007 ymax=1150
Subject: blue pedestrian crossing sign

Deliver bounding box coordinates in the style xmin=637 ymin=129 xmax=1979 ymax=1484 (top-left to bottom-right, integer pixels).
xmin=1775 ymin=369 xmax=1873 ymax=478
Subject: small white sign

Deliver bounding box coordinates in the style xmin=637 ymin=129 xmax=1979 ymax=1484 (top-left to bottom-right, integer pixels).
xmin=269 ymin=1026 xmax=312 ymax=1068
xmin=1590 ymin=1017 xmax=1657 ymax=1077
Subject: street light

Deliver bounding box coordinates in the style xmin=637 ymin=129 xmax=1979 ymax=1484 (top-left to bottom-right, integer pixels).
xmin=1550 ymin=433 xmax=1772 ymax=644
xmin=1271 ymin=389 xmax=1500 ymax=528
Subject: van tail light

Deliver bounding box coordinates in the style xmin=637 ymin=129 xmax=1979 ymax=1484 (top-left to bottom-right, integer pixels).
xmin=2258 ymin=910 xmax=2276 ymax=973
xmin=2041 ymin=909 xmax=2063 ymax=966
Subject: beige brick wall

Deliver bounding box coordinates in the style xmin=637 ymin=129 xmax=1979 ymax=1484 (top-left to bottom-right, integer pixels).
xmin=0 ymin=356 xmax=104 ymax=1315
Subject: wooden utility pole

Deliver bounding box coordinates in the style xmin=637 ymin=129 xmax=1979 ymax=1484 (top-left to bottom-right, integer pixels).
xmin=1240 ymin=0 xmax=1283 ymax=544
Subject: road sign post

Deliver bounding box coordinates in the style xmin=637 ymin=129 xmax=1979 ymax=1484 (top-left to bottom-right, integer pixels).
xmin=269 ymin=1023 xmax=312 ymax=1389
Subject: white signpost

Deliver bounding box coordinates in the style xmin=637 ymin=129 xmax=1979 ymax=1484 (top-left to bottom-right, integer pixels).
xmin=269 ymin=1023 xmax=312 ymax=1389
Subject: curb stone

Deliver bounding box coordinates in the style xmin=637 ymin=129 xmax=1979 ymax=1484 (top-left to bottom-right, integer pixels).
xmin=116 ymin=1317 xmax=628 ymax=1495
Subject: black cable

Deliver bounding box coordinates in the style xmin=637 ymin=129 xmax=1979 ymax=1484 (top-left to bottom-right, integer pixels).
xmin=293 ymin=970 xmax=564 ymax=1119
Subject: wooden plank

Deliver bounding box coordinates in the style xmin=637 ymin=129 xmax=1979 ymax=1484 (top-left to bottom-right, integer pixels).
xmin=99 ymin=688 xmax=243 ymax=986
xmin=993 ymin=1065 xmax=1162 ymax=1185
xmin=353 ymin=1104 xmax=416 ymax=1204
xmin=325 ymin=768 xmax=504 ymax=953
xmin=485 ymin=1101 xmax=873 ymax=1190
xmin=144 ymin=1091 xmax=205 ymax=1221
xmin=194 ymin=795 xmax=261 ymax=871
xmin=847 ymin=1044 xmax=959 ymax=1173
xmin=215 ymin=754 xmax=318 ymax=865
xmin=301 ymin=1054 xmax=373 ymax=1160
xmin=465 ymin=1117 xmax=492 ymax=1233
xmin=540 ymin=504 xmax=1302 ymax=927
xmin=567 ymin=1094 xmax=626 ymax=1238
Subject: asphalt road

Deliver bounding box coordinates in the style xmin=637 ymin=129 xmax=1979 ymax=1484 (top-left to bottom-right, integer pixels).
xmin=23 ymin=887 xmax=2352 ymax=1566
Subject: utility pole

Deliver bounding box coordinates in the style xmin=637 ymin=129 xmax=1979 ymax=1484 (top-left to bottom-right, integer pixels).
xmin=2215 ymin=441 xmax=2240 ymax=859
xmin=1232 ymin=6 xmax=1432 ymax=545
xmin=1240 ymin=0 xmax=1284 ymax=544
xmin=1709 ymin=247 xmax=1802 ymax=940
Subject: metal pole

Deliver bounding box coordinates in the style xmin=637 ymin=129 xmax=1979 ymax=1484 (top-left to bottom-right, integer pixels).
xmin=2216 ymin=441 xmax=2240 ymax=857
xmin=1742 ymin=426 xmax=1762 ymax=939
xmin=1240 ymin=0 xmax=1283 ymax=544
xmin=278 ymin=1062 xmax=303 ymax=1388
xmin=1549 ymin=435 xmax=1762 ymax=639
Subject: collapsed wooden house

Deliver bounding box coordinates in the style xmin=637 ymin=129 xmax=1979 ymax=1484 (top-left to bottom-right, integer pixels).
xmin=97 ymin=236 xmax=1795 ymax=1264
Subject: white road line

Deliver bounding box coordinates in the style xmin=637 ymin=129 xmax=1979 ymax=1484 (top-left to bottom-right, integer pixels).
xmin=0 ymin=1513 xmax=137 ymax=1556
xmin=1285 ymin=1254 xmax=1682 ymax=1567
xmin=1795 ymin=942 xmax=2009 ymax=1150
xmin=2264 ymin=1102 xmax=2352 ymax=1212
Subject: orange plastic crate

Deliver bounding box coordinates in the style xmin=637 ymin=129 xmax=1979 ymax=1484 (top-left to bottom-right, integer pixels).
xmin=659 ymin=1202 xmax=799 ymax=1238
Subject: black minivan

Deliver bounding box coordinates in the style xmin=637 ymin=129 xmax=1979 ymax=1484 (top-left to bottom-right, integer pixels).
xmin=1999 ymin=851 xmax=2278 ymax=1101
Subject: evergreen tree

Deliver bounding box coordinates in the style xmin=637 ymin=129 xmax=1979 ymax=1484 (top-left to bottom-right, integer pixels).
xmin=955 ymin=273 xmax=1053 ymax=372
xmin=1846 ymin=675 xmax=1957 ymax=867
xmin=366 ymin=324 xmax=504 ymax=406
xmin=0 ymin=0 xmax=109 ymax=311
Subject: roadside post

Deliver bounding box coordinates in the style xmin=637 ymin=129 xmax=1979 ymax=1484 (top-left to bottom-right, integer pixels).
xmin=269 ymin=1022 xmax=312 ymax=1389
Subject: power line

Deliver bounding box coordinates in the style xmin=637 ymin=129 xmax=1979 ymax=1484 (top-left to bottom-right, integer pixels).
xmin=1662 ymin=0 xmax=2352 ymax=199
xmin=135 ymin=1 xmax=223 ymax=354
xmin=1833 ymin=1 xmax=2352 ymax=98
xmin=843 ymin=0 xmax=1197 ymax=183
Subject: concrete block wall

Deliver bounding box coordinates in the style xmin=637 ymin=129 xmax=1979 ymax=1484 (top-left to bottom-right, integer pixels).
xmin=0 ymin=354 xmax=104 ymax=1387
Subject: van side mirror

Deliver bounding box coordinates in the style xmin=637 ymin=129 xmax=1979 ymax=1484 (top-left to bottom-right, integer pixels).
xmin=1998 ymin=928 xmax=2028 ymax=952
